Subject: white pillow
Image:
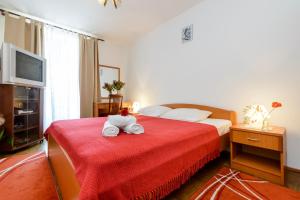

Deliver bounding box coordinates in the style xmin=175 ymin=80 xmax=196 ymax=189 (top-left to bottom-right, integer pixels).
xmin=138 ymin=105 xmax=172 ymax=117
xmin=161 ymin=108 xmax=212 ymax=122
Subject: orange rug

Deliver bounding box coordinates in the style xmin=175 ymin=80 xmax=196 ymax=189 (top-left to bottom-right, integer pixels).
xmin=0 ymin=151 xmax=58 ymax=200
xmin=190 ymin=167 xmax=300 ymax=200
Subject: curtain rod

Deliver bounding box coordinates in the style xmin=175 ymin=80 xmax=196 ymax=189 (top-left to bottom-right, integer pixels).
xmin=0 ymin=8 xmax=105 ymax=42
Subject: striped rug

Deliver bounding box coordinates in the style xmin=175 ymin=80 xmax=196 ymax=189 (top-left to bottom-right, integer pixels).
xmin=190 ymin=167 xmax=300 ymax=200
xmin=0 ymin=151 xmax=58 ymax=200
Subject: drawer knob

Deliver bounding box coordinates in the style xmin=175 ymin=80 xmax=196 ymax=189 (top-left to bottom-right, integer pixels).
xmin=247 ymin=138 xmax=259 ymax=142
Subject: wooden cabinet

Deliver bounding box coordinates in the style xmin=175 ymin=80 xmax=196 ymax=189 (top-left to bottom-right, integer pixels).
xmin=230 ymin=124 xmax=286 ymax=185
xmin=0 ymin=84 xmax=43 ymax=152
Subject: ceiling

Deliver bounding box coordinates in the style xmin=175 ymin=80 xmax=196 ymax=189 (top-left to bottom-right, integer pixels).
xmin=0 ymin=0 xmax=203 ymax=44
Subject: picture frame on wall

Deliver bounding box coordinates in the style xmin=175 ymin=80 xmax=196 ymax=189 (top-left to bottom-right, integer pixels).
xmin=182 ymin=24 xmax=193 ymax=43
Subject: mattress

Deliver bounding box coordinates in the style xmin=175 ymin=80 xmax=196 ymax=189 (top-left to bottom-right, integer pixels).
xmin=199 ymin=118 xmax=232 ymax=136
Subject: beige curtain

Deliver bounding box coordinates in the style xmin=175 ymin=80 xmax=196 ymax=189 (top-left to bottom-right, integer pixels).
xmin=79 ymin=36 xmax=99 ymax=118
xmin=4 ymin=12 xmax=43 ymax=56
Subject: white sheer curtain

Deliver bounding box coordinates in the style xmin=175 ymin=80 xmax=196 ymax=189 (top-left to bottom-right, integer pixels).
xmin=43 ymin=25 xmax=80 ymax=129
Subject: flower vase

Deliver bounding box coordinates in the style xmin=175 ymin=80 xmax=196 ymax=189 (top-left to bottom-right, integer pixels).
xmin=261 ymin=119 xmax=270 ymax=131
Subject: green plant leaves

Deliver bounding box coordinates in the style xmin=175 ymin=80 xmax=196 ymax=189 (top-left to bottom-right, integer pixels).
xmin=113 ymin=80 xmax=125 ymax=91
xmin=102 ymin=80 xmax=125 ymax=93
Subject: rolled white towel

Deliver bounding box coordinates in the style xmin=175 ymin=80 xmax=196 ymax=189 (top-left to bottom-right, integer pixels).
xmin=102 ymin=121 xmax=119 ymax=137
xmin=108 ymin=115 xmax=136 ymax=128
xmin=124 ymin=123 xmax=144 ymax=135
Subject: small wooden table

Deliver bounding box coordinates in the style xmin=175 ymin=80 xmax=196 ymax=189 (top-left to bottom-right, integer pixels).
xmin=93 ymin=102 xmax=110 ymax=117
xmin=230 ymin=124 xmax=286 ymax=185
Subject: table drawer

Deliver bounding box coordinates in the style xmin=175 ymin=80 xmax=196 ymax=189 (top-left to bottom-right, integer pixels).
xmin=231 ymin=130 xmax=282 ymax=151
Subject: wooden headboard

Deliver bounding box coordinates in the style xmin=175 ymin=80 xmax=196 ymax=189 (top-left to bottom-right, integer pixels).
xmin=163 ymin=103 xmax=237 ymax=125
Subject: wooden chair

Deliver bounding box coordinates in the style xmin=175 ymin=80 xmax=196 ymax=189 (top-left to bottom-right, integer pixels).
xmin=108 ymin=94 xmax=123 ymax=115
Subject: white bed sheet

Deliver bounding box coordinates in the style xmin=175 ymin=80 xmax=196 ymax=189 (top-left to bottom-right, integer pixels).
xmin=198 ymin=118 xmax=232 ymax=136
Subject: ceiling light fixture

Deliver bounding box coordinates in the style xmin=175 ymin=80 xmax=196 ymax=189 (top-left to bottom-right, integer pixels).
xmin=98 ymin=0 xmax=121 ymax=9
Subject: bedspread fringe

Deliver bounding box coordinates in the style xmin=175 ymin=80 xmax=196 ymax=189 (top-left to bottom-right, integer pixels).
xmin=134 ymin=150 xmax=220 ymax=200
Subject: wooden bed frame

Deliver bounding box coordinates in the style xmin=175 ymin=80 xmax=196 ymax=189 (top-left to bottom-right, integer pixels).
xmin=48 ymin=104 xmax=236 ymax=200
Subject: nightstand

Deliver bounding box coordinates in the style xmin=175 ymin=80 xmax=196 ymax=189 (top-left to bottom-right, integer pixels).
xmin=230 ymin=124 xmax=286 ymax=185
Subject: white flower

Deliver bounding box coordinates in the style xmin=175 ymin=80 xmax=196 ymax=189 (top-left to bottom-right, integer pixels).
xmin=0 ymin=117 xmax=5 ymax=126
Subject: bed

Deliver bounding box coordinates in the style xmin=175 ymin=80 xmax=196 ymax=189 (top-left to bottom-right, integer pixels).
xmin=47 ymin=104 xmax=236 ymax=200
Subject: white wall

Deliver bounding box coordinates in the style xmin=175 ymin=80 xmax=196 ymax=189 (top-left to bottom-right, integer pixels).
xmin=127 ymin=0 xmax=300 ymax=169
xmin=99 ymin=41 xmax=129 ymax=99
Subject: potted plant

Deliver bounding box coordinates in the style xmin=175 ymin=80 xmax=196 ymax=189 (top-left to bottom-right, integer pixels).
xmin=102 ymin=83 xmax=115 ymax=95
xmin=112 ymin=80 xmax=125 ymax=95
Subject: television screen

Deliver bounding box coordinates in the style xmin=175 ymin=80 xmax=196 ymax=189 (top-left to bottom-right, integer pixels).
xmin=15 ymin=51 xmax=43 ymax=82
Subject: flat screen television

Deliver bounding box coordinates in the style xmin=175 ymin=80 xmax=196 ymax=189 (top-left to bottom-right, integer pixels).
xmin=0 ymin=42 xmax=46 ymax=87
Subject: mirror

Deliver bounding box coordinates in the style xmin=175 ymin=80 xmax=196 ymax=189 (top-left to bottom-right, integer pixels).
xmin=99 ymin=65 xmax=120 ymax=98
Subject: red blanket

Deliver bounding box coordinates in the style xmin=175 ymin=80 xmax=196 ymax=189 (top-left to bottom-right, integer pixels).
xmin=46 ymin=116 xmax=220 ymax=200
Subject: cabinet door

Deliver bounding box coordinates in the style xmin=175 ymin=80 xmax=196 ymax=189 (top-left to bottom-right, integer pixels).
xmin=26 ymin=87 xmax=41 ymax=143
xmin=14 ymin=86 xmax=28 ymax=99
xmin=14 ymin=86 xmax=29 ymax=114
xmin=13 ymin=86 xmax=41 ymax=147
xmin=13 ymin=86 xmax=29 ymax=147
xmin=28 ymin=87 xmax=39 ymax=100
xmin=27 ymin=127 xmax=39 ymax=143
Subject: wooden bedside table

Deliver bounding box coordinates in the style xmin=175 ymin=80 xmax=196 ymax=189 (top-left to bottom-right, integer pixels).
xmin=230 ymin=124 xmax=286 ymax=185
